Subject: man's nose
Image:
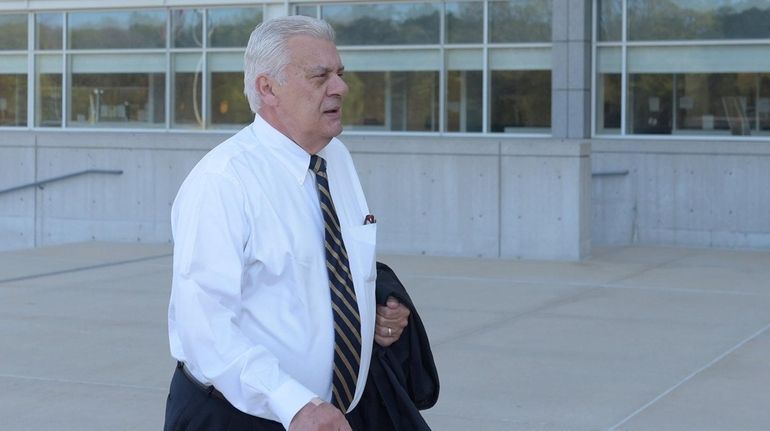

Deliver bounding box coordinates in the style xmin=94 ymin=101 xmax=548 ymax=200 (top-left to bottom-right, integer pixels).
xmin=329 ymin=74 xmax=348 ymax=98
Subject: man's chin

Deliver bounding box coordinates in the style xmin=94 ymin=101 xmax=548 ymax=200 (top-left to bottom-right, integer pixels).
xmin=325 ymin=122 xmax=344 ymax=138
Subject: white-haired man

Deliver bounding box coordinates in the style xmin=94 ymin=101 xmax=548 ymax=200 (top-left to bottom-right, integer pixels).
xmin=164 ymin=15 xmax=409 ymax=431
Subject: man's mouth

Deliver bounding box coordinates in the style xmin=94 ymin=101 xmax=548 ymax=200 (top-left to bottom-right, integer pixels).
xmin=323 ymin=107 xmax=341 ymax=115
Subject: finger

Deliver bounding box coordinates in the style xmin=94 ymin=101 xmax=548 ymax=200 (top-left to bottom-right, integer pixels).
xmin=378 ymin=315 xmax=409 ymax=334
xmin=378 ymin=305 xmax=408 ymax=320
xmin=374 ymin=334 xmax=393 ymax=347
xmin=378 ymin=324 xmax=398 ymax=338
xmin=376 ymin=313 xmax=401 ymax=325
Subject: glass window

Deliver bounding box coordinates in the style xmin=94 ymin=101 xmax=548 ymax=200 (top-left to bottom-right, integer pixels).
xmin=446 ymin=49 xmax=483 ymax=132
xmin=447 ymin=70 xmax=483 ymax=132
xmin=629 ymin=72 xmax=770 ymax=136
xmin=69 ymin=54 xmax=165 ymax=127
xmin=760 ymin=75 xmax=770 ymax=133
xmin=599 ymin=74 xmax=622 ymax=134
xmin=627 ymin=74 xmax=673 ymax=134
xmin=296 ymin=5 xmax=319 ymax=18
xmin=173 ymin=54 xmax=203 ymax=128
xmin=343 ymin=72 xmax=388 ymax=130
xmin=488 ymin=47 xmax=551 ymax=132
xmin=628 ymin=0 xmax=770 ymax=41
xmin=36 ymin=55 xmax=62 ymax=127
xmin=596 ymin=1 xmax=770 ymax=137
xmin=597 ymin=0 xmax=622 ymax=42
xmin=489 ymin=0 xmax=551 ymax=43
xmin=490 ymin=70 xmax=551 ymax=132
xmin=0 ymin=14 xmax=28 ymax=50
xmin=208 ymin=7 xmax=263 ymax=47
xmin=210 ymin=72 xmax=252 ymax=126
xmin=36 ymin=13 xmax=63 ymax=50
xmin=340 ymin=49 xmax=440 ymax=132
xmin=208 ymin=52 xmax=251 ymax=127
xmin=0 ymin=75 xmax=28 ymax=127
xmin=68 ymin=10 xmax=166 ymax=49
xmin=675 ymin=73 xmax=762 ymax=136
xmin=390 ymin=71 xmax=439 ymax=131
xmin=0 ymin=53 xmax=27 ymax=126
xmin=171 ymin=9 xmax=203 ymax=48
xmin=341 ymin=71 xmax=439 ymax=132
xmin=596 ymin=47 xmax=621 ymax=134
xmin=322 ymin=3 xmax=440 ymax=45
xmin=445 ymin=1 xmax=483 ymax=44
xmin=624 ymin=43 xmax=770 ymax=135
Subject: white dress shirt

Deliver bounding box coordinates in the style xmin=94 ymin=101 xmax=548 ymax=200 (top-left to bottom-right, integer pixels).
xmin=168 ymin=114 xmax=376 ymax=429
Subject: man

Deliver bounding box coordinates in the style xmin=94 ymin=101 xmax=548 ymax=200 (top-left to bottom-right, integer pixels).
xmin=164 ymin=15 xmax=409 ymax=431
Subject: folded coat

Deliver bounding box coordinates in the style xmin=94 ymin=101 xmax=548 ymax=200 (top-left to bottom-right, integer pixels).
xmin=347 ymin=262 xmax=440 ymax=431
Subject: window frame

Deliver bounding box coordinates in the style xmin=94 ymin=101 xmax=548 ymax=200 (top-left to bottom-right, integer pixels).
xmin=0 ymin=1 xmax=554 ymax=137
xmin=592 ymin=0 xmax=770 ymax=140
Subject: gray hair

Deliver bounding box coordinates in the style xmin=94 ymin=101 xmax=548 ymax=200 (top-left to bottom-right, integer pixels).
xmin=243 ymin=15 xmax=336 ymax=113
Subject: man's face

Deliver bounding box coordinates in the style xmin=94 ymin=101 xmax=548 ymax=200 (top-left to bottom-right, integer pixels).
xmin=271 ymin=36 xmax=348 ymax=151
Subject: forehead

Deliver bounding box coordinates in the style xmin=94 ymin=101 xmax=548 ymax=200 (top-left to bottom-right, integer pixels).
xmin=286 ymin=35 xmax=342 ymax=69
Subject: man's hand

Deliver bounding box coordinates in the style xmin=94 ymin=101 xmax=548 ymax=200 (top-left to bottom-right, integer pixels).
xmin=288 ymin=399 xmax=351 ymax=431
xmin=374 ymin=297 xmax=410 ymax=347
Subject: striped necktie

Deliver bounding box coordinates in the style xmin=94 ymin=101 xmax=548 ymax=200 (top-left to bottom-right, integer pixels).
xmin=309 ymin=154 xmax=361 ymax=411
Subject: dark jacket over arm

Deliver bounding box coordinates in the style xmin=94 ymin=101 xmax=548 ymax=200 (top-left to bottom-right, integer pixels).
xmin=347 ymin=262 xmax=440 ymax=431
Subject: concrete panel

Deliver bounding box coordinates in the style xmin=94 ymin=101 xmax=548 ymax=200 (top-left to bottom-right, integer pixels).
xmin=35 ymin=146 xmax=206 ymax=246
xmin=568 ymin=89 xmax=591 ymax=139
xmin=0 ymin=217 xmax=35 ymax=251
xmin=591 ymin=156 xmax=634 ymax=245
xmin=0 ymin=143 xmax=36 ymax=250
xmin=551 ymin=89 xmax=569 ymax=139
xmin=636 ymin=153 xmax=770 ymax=248
xmin=568 ymin=40 xmax=591 ymax=90
xmin=0 ymin=146 xmax=36 ymax=213
xmin=551 ymin=0 xmax=569 ymax=42
xmin=500 ymin=145 xmax=590 ymax=260
xmin=579 ymin=148 xmax=592 ymax=256
xmin=34 ymin=129 xmax=225 ymax=151
xmin=343 ymin=134 xmax=499 ymax=156
xmin=568 ymin=0 xmax=592 ymax=41
xmin=593 ymin=141 xmax=770 ymax=250
xmin=353 ymin=152 xmax=500 ymax=258
xmin=551 ymin=42 xmax=569 ymax=91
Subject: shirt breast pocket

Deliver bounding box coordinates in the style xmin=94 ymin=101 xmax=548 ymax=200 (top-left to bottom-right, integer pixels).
xmin=342 ymin=223 xmax=377 ymax=285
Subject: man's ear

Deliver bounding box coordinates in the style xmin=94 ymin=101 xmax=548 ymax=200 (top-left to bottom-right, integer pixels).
xmin=256 ymin=75 xmax=279 ymax=106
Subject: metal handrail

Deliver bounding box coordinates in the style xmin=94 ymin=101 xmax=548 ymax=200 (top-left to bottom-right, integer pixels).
xmin=592 ymin=170 xmax=630 ymax=177
xmin=0 ymin=169 xmax=124 ymax=196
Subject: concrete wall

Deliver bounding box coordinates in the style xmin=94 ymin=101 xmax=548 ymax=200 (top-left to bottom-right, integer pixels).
xmin=0 ymin=130 xmax=221 ymax=251
xmin=3 ymin=129 xmax=770 ymax=257
xmin=0 ymin=131 xmax=591 ymax=260
xmin=592 ymin=139 xmax=770 ymax=249
xmin=347 ymin=136 xmax=590 ymax=260
xmin=0 ymin=132 xmax=36 ymax=251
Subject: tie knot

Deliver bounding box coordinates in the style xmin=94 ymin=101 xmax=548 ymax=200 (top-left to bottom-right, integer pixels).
xmin=309 ymin=154 xmax=326 ymax=174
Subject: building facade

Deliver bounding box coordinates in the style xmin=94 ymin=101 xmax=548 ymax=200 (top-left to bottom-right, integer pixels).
xmin=0 ymin=0 xmax=768 ymax=260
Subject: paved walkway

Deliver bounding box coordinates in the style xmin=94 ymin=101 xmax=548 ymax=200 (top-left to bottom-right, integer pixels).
xmin=1 ymin=242 xmax=769 ymax=430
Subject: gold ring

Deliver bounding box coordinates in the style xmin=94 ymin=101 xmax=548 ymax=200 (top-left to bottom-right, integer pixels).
xmin=387 ymin=327 xmax=392 ymax=337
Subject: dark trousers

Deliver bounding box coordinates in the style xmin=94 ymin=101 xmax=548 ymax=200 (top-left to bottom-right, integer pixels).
xmin=164 ymin=363 xmax=284 ymax=431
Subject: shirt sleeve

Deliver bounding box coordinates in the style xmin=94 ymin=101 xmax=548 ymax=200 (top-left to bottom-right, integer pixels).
xmin=170 ymin=171 xmax=315 ymax=428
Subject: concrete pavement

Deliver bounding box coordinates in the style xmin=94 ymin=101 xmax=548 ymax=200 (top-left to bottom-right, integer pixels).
xmin=1 ymin=242 xmax=769 ymax=430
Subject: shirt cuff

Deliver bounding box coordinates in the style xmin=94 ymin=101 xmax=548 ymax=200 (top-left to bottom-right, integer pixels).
xmin=267 ymin=379 xmax=317 ymax=430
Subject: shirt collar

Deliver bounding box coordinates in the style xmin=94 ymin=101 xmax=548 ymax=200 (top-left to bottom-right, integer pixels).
xmin=250 ymin=114 xmax=314 ymax=185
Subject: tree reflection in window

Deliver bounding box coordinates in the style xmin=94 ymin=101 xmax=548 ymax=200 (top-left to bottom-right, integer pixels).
xmin=323 ymin=3 xmax=440 ymax=45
